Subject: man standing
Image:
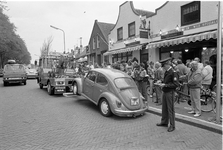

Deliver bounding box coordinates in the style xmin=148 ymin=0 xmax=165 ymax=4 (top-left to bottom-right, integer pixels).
xmin=201 ymin=60 xmax=213 ymax=90
xmin=187 ymin=61 xmax=203 ymax=117
xmin=156 ymin=57 xmax=179 ymax=132
xmin=153 ymin=62 xmax=164 ymax=105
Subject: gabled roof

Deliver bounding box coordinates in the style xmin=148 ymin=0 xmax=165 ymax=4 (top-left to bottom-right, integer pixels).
xmin=134 ymin=9 xmax=154 ymax=18
xmin=97 ymin=21 xmax=115 ymax=42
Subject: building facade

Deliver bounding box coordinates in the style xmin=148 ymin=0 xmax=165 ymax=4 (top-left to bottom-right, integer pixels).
xmin=88 ymin=20 xmax=114 ymax=66
xmin=146 ymin=1 xmax=220 ymax=87
xmin=104 ymin=1 xmax=154 ymax=64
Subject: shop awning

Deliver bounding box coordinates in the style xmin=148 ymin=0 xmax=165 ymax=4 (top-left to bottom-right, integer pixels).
xmin=103 ymin=44 xmax=143 ymax=56
xmin=146 ymin=30 xmax=217 ymax=49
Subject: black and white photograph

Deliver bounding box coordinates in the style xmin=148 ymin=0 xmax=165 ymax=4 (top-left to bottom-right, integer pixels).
xmin=0 ymin=0 xmax=222 ymax=149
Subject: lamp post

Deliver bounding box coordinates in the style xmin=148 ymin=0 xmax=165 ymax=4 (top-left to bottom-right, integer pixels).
xmin=50 ymin=25 xmax=66 ymax=54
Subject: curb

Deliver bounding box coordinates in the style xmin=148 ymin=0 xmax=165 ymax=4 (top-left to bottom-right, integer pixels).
xmin=146 ymin=107 xmax=222 ymax=134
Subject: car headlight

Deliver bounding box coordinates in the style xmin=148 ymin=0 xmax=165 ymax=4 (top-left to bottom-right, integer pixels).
xmin=116 ymin=100 xmax=122 ymax=108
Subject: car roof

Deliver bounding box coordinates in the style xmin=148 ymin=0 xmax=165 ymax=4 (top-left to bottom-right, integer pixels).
xmin=91 ymin=68 xmax=130 ymax=80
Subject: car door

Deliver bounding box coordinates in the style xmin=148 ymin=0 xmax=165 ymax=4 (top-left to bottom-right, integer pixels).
xmin=93 ymin=73 xmax=108 ymax=103
xmin=83 ymin=71 xmax=97 ymax=99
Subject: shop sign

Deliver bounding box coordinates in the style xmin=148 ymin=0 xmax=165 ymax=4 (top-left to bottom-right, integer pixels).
xmin=183 ymin=19 xmax=218 ymax=31
xmin=161 ymin=31 xmax=183 ymax=40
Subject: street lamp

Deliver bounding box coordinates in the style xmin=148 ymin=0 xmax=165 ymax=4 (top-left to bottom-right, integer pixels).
xmin=50 ymin=25 xmax=66 ymax=54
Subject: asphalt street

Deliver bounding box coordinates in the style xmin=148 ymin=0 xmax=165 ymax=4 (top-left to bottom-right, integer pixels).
xmin=0 ymin=79 xmax=222 ymax=150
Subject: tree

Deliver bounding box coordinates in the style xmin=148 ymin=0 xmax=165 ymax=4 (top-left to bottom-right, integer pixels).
xmin=0 ymin=3 xmax=31 ymax=67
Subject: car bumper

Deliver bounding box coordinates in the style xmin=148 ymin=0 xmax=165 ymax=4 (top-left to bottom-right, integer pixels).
xmin=113 ymin=106 xmax=148 ymax=117
xmin=3 ymin=78 xmax=26 ymax=83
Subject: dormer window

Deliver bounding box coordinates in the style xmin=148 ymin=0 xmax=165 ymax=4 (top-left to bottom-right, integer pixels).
xmin=117 ymin=27 xmax=123 ymax=41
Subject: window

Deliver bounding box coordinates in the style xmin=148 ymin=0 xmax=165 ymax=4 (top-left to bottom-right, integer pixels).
xmin=97 ymin=36 xmax=100 ymax=48
xmin=117 ymin=27 xmax=123 ymax=41
xmin=86 ymin=71 xmax=97 ymax=82
xmin=181 ymin=1 xmax=200 ymax=26
xmin=112 ymin=52 xmax=133 ymax=63
xmin=93 ymin=38 xmax=96 ymax=49
xmin=114 ymin=77 xmax=135 ymax=89
xmin=128 ymin=22 xmax=135 ymax=37
xmin=96 ymin=73 xmax=108 ymax=86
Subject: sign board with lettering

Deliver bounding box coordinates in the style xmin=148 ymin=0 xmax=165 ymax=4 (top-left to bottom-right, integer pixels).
xmin=181 ymin=1 xmax=200 ymax=26
xmin=161 ymin=31 xmax=183 ymax=40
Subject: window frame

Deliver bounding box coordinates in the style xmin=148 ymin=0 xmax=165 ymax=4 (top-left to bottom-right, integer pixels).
xmin=117 ymin=27 xmax=123 ymax=41
xmin=128 ymin=22 xmax=135 ymax=37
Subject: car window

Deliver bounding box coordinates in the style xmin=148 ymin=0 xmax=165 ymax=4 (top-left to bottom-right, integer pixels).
xmin=114 ymin=77 xmax=135 ymax=89
xmin=96 ymin=73 xmax=108 ymax=86
xmin=86 ymin=71 xmax=97 ymax=82
xmin=4 ymin=64 xmax=25 ymax=72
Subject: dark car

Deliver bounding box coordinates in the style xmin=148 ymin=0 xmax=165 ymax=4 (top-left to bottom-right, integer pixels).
xmin=3 ymin=64 xmax=27 ymax=86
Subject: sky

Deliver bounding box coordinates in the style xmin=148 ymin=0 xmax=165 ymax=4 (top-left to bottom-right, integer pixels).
xmin=3 ymin=0 xmax=166 ymax=63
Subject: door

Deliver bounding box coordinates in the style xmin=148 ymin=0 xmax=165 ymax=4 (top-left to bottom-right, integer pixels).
xmin=83 ymin=71 xmax=97 ymax=99
xmin=93 ymin=73 xmax=108 ymax=103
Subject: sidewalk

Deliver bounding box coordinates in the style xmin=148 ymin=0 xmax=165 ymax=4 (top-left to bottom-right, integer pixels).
xmin=146 ymin=95 xmax=222 ymax=134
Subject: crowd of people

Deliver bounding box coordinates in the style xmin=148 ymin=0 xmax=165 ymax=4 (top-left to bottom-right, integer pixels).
xmin=76 ymin=57 xmax=213 ymax=117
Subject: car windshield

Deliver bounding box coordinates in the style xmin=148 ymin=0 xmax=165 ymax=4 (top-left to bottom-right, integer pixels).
xmin=114 ymin=77 xmax=135 ymax=89
xmin=4 ymin=64 xmax=25 ymax=72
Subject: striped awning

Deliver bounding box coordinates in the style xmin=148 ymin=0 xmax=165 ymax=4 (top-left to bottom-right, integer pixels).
xmin=146 ymin=30 xmax=217 ymax=49
xmin=103 ymin=44 xmax=143 ymax=56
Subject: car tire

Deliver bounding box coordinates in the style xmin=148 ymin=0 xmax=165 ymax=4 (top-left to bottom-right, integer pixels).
xmin=72 ymin=82 xmax=78 ymax=95
xmin=99 ymin=98 xmax=112 ymax=117
xmin=24 ymin=81 xmax=27 ymax=85
xmin=47 ymin=82 xmax=54 ymax=95
xmin=39 ymin=83 xmax=43 ymax=89
xmin=3 ymin=82 xmax=8 ymax=86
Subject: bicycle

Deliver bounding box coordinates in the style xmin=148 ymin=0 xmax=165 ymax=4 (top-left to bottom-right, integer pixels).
xmin=200 ymin=87 xmax=216 ymax=112
xmin=174 ymin=83 xmax=191 ymax=106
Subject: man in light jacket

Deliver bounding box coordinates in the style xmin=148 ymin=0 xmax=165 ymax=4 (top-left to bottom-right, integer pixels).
xmin=187 ymin=61 xmax=203 ymax=117
xmin=201 ymin=60 xmax=213 ymax=90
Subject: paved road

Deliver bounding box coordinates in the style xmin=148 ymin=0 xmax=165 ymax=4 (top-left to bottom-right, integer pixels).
xmin=0 ymin=79 xmax=222 ymax=150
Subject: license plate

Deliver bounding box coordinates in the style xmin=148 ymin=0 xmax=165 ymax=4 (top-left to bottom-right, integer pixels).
xmin=55 ymin=87 xmax=65 ymax=89
xmin=130 ymin=99 xmax=139 ymax=106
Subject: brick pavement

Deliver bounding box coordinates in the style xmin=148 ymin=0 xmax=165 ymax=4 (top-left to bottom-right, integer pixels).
xmin=0 ymin=80 xmax=222 ymax=150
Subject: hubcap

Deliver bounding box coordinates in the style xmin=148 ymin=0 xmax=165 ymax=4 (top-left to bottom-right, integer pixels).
xmin=101 ymin=101 xmax=109 ymax=115
xmin=72 ymin=84 xmax=77 ymax=94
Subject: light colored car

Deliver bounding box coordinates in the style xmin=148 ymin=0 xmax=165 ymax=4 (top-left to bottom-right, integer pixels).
xmin=26 ymin=68 xmax=38 ymax=79
xmin=71 ymin=68 xmax=148 ymax=117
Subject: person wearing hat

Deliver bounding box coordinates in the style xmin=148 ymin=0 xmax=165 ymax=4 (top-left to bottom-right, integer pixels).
xmin=156 ymin=57 xmax=180 ymax=132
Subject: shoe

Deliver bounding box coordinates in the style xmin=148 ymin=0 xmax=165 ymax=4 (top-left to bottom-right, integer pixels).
xmin=194 ymin=113 xmax=201 ymax=117
xmin=156 ymin=103 xmax=162 ymax=106
xmin=188 ymin=111 xmax=195 ymax=114
xmin=156 ymin=123 xmax=168 ymax=127
xmin=167 ymin=126 xmax=175 ymax=132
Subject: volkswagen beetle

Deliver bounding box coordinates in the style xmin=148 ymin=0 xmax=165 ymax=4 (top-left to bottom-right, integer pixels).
xmin=71 ymin=68 xmax=148 ymax=117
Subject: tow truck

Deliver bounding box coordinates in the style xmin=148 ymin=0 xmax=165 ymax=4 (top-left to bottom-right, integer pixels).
xmin=37 ymin=52 xmax=77 ymax=95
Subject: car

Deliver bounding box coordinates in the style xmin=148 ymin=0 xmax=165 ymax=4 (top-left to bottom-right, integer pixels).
xmin=71 ymin=68 xmax=148 ymax=117
xmin=3 ymin=63 xmax=27 ymax=86
xmin=26 ymin=68 xmax=38 ymax=79
xmin=0 ymin=68 xmax=3 ymax=77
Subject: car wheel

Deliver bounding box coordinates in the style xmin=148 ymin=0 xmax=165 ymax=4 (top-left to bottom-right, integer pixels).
xmin=99 ymin=98 xmax=112 ymax=117
xmin=72 ymin=82 xmax=78 ymax=95
xmin=47 ymin=82 xmax=54 ymax=95
xmin=39 ymin=83 xmax=43 ymax=89
xmin=24 ymin=81 xmax=27 ymax=85
xmin=3 ymin=82 xmax=8 ymax=86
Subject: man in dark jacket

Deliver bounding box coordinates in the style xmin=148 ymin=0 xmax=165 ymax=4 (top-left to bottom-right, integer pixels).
xmin=156 ymin=57 xmax=179 ymax=132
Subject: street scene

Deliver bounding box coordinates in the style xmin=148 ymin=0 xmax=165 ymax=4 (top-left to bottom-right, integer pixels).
xmin=0 ymin=1 xmax=222 ymax=150
xmin=0 ymin=80 xmax=222 ymax=150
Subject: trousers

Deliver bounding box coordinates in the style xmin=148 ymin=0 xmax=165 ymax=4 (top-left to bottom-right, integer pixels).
xmin=189 ymin=88 xmax=201 ymax=114
xmin=161 ymin=90 xmax=175 ymax=127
